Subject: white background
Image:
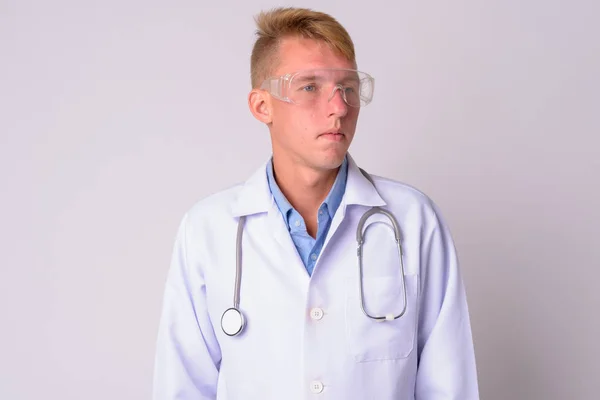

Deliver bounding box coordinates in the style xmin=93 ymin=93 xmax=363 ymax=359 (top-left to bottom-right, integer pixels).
xmin=1 ymin=0 xmax=599 ymax=399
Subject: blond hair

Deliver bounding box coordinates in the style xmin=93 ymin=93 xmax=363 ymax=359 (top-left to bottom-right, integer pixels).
xmin=250 ymin=7 xmax=356 ymax=88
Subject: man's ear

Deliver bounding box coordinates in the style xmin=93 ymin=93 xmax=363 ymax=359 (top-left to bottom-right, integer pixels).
xmin=248 ymin=89 xmax=273 ymax=124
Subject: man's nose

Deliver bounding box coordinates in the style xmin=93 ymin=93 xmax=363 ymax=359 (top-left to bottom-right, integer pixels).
xmin=327 ymin=85 xmax=348 ymax=116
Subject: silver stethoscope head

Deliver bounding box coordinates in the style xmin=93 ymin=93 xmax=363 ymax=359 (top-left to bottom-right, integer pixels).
xmin=221 ymin=307 xmax=245 ymax=336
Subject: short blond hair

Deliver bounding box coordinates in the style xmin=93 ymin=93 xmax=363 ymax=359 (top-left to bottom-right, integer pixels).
xmin=250 ymin=7 xmax=356 ymax=88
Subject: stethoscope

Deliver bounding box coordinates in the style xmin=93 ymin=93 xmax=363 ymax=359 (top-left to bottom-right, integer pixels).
xmin=220 ymin=169 xmax=408 ymax=337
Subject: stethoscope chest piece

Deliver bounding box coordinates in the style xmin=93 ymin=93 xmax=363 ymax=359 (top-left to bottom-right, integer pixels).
xmin=221 ymin=307 xmax=245 ymax=336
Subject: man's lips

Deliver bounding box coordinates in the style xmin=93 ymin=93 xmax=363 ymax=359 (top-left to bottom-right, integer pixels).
xmin=320 ymin=132 xmax=345 ymax=141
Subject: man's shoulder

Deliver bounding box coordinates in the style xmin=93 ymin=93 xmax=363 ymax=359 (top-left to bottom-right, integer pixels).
xmin=368 ymin=173 xmax=436 ymax=210
xmin=366 ymin=172 xmax=452 ymax=232
xmin=184 ymin=181 xmax=244 ymax=223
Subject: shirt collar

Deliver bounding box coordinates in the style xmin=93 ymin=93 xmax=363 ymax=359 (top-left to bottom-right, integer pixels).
xmin=265 ymin=156 xmax=349 ymax=223
xmin=231 ymin=152 xmax=385 ymax=218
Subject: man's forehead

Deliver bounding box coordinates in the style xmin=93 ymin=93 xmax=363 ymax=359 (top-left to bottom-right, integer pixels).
xmin=274 ymin=36 xmax=356 ymax=74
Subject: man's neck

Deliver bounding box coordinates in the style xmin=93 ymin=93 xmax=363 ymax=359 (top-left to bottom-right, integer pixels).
xmin=272 ymin=156 xmax=339 ymax=237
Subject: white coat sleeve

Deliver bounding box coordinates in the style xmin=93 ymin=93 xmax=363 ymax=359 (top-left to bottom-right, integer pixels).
xmin=415 ymin=201 xmax=480 ymax=399
xmin=152 ymin=213 xmax=221 ymax=400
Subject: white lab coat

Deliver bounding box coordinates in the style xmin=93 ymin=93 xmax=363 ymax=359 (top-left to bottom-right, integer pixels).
xmin=153 ymin=154 xmax=479 ymax=399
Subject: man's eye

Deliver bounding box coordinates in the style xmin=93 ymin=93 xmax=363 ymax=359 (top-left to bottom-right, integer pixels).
xmin=302 ymin=84 xmax=317 ymax=92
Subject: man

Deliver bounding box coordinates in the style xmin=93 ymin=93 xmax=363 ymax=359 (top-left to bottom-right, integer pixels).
xmin=153 ymin=7 xmax=479 ymax=399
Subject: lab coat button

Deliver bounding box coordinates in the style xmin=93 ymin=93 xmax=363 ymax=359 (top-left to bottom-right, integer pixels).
xmin=310 ymin=307 xmax=324 ymax=320
xmin=310 ymin=380 xmax=324 ymax=393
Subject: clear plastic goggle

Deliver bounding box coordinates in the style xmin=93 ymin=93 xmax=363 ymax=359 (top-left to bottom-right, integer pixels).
xmin=260 ymin=68 xmax=375 ymax=108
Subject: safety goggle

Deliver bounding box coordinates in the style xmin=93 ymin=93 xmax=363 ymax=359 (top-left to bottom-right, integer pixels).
xmin=260 ymin=68 xmax=375 ymax=108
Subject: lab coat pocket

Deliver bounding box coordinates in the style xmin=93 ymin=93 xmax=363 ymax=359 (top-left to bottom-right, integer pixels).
xmin=345 ymin=274 xmax=419 ymax=362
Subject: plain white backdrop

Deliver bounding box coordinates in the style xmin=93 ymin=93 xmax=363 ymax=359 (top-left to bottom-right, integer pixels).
xmin=1 ymin=0 xmax=599 ymax=398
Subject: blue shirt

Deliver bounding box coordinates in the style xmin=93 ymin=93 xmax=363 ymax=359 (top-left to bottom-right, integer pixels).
xmin=266 ymin=156 xmax=348 ymax=276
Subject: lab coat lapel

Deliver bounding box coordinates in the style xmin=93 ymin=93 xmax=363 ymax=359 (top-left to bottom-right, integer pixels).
xmin=231 ymin=158 xmax=310 ymax=282
xmin=321 ymin=153 xmax=387 ymax=253
xmin=267 ymin=202 xmax=311 ymax=281
xmin=230 ymin=159 xmax=272 ymax=218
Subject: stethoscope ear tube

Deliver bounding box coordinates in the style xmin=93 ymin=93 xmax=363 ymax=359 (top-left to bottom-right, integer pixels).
xmin=356 ymin=207 xmax=407 ymax=321
xmin=234 ymin=215 xmax=246 ymax=310
xmin=221 ymin=215 xmax=247 ymax=337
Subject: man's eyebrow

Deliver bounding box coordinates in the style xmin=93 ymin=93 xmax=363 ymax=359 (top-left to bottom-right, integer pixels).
xmin=293 ymin=75 xmax=325 ymax=83
xmin=292 ymin=74 xmax=359 ymax=84
xmin=341 ymin=75 xmax=360 ymax=83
